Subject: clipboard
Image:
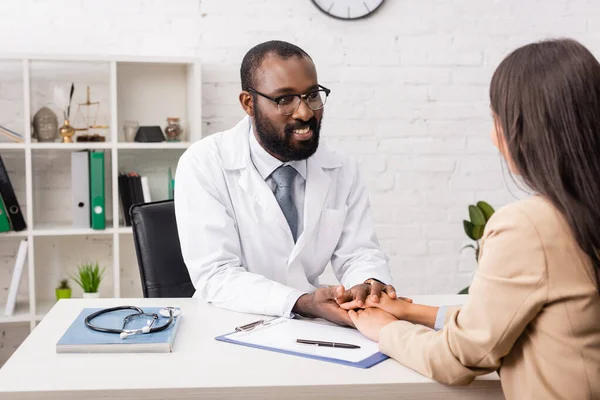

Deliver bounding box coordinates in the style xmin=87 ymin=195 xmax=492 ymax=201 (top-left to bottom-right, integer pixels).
xmin=215 ymin=317 xmax=389 ymax=369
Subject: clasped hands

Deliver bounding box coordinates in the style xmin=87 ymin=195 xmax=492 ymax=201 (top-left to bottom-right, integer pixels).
xmin=292 ymin=280 xmax=413 ymax=342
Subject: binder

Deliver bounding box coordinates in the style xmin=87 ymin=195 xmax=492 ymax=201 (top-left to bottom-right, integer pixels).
xmin=132 ymin=174 xmax=144 ymax=206
xmin=89 ymin=151 xmax=105 ymax=230
xmin=0 ymin=154 xmax=26 ymax=231
xmin=118 ymin=173 xmax=132 ymax=226
xmin=71 ymin=151 xmax=90 ymax=228
xmin=168 ymin=167 xmax=174 ymax=200
xmin=126 ymin=173 xmax=137 ymax=211
xmin=141 ymin=176 xmax=151 ymax=203
xmin=0 ymin=196 xmax=12 ymax=232
xmin=215 ymin=317 xmax=388 ymax=369
xmin=4 ymin=240 xmax=28 ymax=316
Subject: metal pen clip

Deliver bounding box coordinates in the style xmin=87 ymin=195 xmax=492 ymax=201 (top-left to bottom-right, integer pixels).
xmin=235 ymin=319 xmax=271 ymax=332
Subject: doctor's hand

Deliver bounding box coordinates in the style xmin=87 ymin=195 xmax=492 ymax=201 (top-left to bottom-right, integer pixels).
xmin=335 ymin=280 xmax=407 ymax=309
xmin=348 ymin=308 xmax=398 ymax=342
xmin=340 ymin=292 xmax=413 ymax=321
xmin=292 ymin=286 xmax=354 ymax=327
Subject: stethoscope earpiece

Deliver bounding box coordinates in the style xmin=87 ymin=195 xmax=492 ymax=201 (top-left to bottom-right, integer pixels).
xmin=159 ymin=307 xmax=181 ymax=318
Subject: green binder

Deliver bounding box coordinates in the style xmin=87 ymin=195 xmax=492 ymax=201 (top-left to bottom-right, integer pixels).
xmin=0 ymin=196 xmax=11 ymax=232
xmin=89 ymin=151 xmax=105 ymax=230
xmin=168 ymin=167 xmax=175 ymax=200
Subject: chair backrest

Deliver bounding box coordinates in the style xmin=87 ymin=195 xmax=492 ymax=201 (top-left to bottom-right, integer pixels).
xmin=130 ymin=199 xmax=195 ymax=298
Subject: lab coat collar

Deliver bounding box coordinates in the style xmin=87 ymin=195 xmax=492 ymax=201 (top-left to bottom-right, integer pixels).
xmin=221 ymin=116 xmax=343 ymax=171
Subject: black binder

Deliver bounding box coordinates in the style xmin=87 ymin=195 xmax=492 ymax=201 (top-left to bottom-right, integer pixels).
xmin=0 ymin=154 xmax=26 ymax=231
xmin=118 ymin=173 xmax=132 ymax=226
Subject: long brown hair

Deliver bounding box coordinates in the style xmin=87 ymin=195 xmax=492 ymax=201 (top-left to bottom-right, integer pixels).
xmin=490 ymin=38 xmax=600 ymax=276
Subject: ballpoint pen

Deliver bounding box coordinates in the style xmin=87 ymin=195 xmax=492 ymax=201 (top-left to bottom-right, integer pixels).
xmin=296 ymin=339 xmax=361 ymax=349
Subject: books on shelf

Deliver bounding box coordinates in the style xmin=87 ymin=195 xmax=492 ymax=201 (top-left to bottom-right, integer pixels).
xmin=70 ymin=150 xmax=106 ymax=230
xmin=56 ymin=306 xmax=182 ymax=353
xmin=0 ymin=154 xmax=26 ymax=232
xmin=118 ymin=171 xmax=151 ymax=226
xmin=0 ymin=126 xmax=24 ymax=143
xmin=4 ymin=240 xmax=28 ymax=317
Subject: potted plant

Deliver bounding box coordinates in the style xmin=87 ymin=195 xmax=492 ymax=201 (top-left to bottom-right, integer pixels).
xmin=460 ymin=201 xmax=495 ymax=294
xmin=55 ymin=279 xmax=72 ymax=301
xmin=70 ymin=261 xmax=105 ymax=298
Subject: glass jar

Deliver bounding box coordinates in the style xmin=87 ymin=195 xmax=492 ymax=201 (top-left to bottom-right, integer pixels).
xmin=164 ymin=117 xmax=182 ymax=142
xmin=123 ymin=120 xmax=139 ymax=142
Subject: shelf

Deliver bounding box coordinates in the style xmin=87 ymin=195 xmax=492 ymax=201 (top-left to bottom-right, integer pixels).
xmin=0 ymin=54 xmax=200 ymax=64
xmin=13 ymin=142 xmax=192 ymax=150
xmin=34 ymin=300 xmax=56 ymax=321
xmin=117 ymin=142 xmax=190 ymax=149
xmin=0 ymin=301 xmax=31 ymax=323
xmin=32 ymin=222 xmax=115 ymax=236
xmin=0 ymin=54 xmax=202 ymax=338
xmin=0 ymin=229 xmax=29 ymax=237
xmin=0 ymin=143 xmax=26 ymax=150
xmin=30 ymin=142 xmax=112 ymax=150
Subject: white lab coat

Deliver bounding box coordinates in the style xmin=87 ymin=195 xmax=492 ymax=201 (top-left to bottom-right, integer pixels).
xmin=174 ymin=116 xmax=392 ymax=317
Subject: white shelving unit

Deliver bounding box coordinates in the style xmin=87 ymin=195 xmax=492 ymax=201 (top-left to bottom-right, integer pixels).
xmin=0 ymin=54 xmax=202 ymax=331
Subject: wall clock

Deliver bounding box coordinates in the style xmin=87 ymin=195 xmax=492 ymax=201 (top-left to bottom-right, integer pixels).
xmin=311 ymin=0 xmax=385 ymax=20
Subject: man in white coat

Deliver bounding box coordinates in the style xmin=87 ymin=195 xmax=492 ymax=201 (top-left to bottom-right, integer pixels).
xmin=174 ymin=40 xmax=396 ymax=326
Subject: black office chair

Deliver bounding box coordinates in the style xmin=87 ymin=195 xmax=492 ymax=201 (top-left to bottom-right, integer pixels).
xmin=130 ymin=199 xmax=196 ymax=298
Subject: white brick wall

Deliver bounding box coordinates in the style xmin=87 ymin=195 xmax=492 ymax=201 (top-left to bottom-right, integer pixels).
xmin=0 ymin=0 xmax=598 ymax=363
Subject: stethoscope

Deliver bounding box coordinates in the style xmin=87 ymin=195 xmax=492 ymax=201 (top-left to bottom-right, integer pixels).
xmin=84 ymin=306 xmax=181 ymax=339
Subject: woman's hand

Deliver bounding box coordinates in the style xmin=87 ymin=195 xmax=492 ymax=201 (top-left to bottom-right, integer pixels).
xmin=340 ymin=292 xmax=413 ymax=320
xmin=348 ymin=308 xmax=398 ymax=342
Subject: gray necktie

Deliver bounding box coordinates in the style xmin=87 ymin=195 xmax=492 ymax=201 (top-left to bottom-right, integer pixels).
xmin=271 ymin=165 xmax=298 ymax=241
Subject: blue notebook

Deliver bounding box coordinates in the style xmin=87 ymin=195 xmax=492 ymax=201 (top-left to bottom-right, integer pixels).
xmin=56 ymin=307 xmax=182 ymax=354
xmin=215 ymin=317 xmax=388 ymax=369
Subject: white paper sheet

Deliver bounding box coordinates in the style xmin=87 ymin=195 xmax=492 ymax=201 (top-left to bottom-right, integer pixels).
xmin=227 ymin=317 xmax=380 ymax=363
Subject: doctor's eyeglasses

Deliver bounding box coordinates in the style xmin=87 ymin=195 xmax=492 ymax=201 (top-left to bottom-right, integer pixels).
xmin=246 ymin=85 xmax=331 ymax=116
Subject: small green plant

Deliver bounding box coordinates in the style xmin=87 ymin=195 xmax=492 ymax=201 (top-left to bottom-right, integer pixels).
xmin=460 ymin=201 xmax=495 ymax=294
xmin=58 ymin=279 xmax=70 ymax=290
xmin=70 ymin=262 xmax=105 ymax=293
xmin=55 ymin=278 xmax=72 ymax=300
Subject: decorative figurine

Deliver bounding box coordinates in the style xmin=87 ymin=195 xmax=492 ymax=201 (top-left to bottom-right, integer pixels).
xmin=32 ymin=106 xmax=58 ymax=142
xmin=59 ymin=119 xmax=75 ymax=143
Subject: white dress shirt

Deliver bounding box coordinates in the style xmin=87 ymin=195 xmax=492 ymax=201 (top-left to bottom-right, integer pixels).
xmin=248 ymin=127 xmax=306 ymax=238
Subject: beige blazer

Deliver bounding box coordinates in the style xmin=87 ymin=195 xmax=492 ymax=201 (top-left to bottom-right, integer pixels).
xmin=380 ymin=196 xmax=600 ymax=399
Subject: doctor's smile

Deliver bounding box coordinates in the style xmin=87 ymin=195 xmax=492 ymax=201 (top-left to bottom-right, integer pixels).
xmin=291 ymin=126 xmax=312 ymax=139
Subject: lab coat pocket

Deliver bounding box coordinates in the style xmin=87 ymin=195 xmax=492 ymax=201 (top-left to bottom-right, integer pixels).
xmin=315 ymin=207 xmax=347 ymax=265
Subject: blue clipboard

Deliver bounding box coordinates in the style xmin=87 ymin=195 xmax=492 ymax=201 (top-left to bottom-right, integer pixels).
xmin=215 ymin=319 xmax=389 ymax=369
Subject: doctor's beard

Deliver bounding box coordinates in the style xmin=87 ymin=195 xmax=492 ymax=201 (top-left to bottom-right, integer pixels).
xmin=253 ymin=105 xmax=321 ymax=161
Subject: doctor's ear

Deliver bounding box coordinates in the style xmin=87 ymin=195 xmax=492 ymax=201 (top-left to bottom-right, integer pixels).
xmin=239 ymin=91 xmax=255 ymax=117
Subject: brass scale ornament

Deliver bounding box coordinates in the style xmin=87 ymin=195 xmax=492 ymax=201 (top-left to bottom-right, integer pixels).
xmin=60 ymin=83 xmax=108 ymax=143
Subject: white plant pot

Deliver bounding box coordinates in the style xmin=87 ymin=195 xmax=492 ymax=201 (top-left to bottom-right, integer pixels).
xmin=82 ymin=292 xmax=100 ymax=299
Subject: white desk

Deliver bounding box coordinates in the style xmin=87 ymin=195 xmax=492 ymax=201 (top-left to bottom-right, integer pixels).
xmin=0 ymin=295 xmax=503 ymax=399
